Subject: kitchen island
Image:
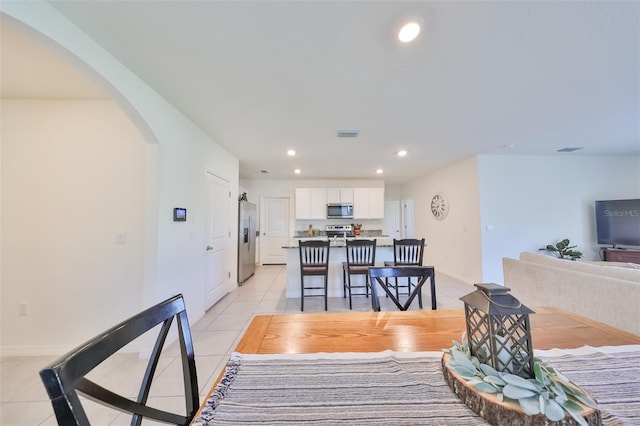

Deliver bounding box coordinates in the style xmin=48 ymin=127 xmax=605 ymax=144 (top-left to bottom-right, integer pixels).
xmin=283 ymin=238 xmax=395 ymax=298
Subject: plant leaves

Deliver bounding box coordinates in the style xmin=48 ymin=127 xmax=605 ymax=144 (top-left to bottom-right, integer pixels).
xmin=519 ymin=396 xmax=541 ymax=415
xmin=451 ymin=348 xmax=476 ymax=371
xmin=474 ymin=382 xmax=499 ymax=394
xmin=502 ymin=373 xmax=540 ymax=391
xmin=479 ymin=363 xmax=500 ymax=378
xmin=555 ymin=370 xmax=570 ymax=383
xmin=564 ymin=405 xmax=589 ymax=426
xmin=484 ymin=375 xmax=506 ymax=386
xmin=451 ymin=365 xmax=478 ymax=380
xmin=563 ymin=400 xmax=583 ymax=411
xmin=572 ymin=391 xmax=599 ymax=409
xmin=545 ymin=399 xmax=565 ymax=421
xmin=533 ymin=361 xmax=545 ymax=384
xmin=503 ymin=384 xmax=536 ymax=399
xmin=550 ymin=382 xmax=568 ymax=401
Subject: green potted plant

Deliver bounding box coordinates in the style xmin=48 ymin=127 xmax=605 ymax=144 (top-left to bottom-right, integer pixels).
xmin=539 ymin=238 xmax=582 ymax=261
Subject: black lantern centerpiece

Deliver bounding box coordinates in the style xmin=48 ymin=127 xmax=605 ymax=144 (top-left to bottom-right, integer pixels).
xmin=460 ymin=283 xmax=535 ymax=378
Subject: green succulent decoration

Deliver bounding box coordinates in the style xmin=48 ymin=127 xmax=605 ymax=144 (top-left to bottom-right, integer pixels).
xmin=444 ymin=336 xmax=597 ymax=426
xmin=539 ymin=238 xmax=583 ymax=261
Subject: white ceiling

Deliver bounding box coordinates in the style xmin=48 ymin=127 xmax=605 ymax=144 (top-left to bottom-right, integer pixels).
xmin=2 ymin=1 xmax=638 ymax=184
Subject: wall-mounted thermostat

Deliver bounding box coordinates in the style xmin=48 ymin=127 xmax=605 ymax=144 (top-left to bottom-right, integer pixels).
xmin=173 ymin=208 xmax=187 ymax=222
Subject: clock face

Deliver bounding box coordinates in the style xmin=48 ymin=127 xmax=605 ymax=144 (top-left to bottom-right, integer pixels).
xmin=431 ymin=193 xmax=449 ymax=220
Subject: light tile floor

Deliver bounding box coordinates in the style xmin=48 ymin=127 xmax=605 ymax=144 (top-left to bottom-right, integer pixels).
xmin=0 ymin=264 xmax=474 ymax=425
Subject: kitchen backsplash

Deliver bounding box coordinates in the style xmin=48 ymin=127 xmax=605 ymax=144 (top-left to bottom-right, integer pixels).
xmin=294 ymin=229 xmax=385 ymax=238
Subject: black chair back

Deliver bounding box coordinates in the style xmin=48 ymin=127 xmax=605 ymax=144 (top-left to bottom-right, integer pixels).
xmin=39 ymin=294 xmax=198 ymax=426
xmin=392 ymin=238 xmax=425 ymax=265
xmin=345 ymin=239 xmax=376 ymax=268
xmin=299 ymin=240 xmax=331 ymax=272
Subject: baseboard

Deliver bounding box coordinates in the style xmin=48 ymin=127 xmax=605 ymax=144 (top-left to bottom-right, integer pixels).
xmin=0 ymin=341 xmax=147 ymax=358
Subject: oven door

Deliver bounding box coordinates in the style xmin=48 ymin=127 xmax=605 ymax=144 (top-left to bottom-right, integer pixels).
xmin=327 ymin=203 xmax=353 ymax=219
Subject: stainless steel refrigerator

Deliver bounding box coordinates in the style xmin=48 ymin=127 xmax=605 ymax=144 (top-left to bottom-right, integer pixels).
xmin=237 ymin=201 xmax=257 ymax=283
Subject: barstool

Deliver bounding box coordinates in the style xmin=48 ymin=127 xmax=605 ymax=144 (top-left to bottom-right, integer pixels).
xmin=342 ymin=239 xmax=376 ymax=309
xmin=299 ymin=240 xmax=330 ymax=311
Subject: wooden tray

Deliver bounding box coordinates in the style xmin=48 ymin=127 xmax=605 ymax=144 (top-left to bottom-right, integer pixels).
xmin=441 ymin=353 xmax=601 ymax=425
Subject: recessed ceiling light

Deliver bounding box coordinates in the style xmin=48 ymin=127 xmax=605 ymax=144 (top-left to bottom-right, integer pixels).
xmin=398 ymin=20 xmax=421 ymax=43
xmin=294 ymin=169 xmax=301 ymax=174
xmin=376 ymin=169 xmax=383 ymax=174
xmin=287 ymin=149 xmax=296 ymax=156
xmin=397 ymin=150 xmax=408 ymax=157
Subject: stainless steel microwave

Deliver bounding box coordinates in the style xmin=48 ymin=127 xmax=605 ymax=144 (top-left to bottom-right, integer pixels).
xmin=327 ymin=203 xmax=353 ymax=219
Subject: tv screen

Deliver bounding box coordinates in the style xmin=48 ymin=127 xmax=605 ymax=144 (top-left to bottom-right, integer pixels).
xmin=595 ymin=199 xmax=640 ymax=247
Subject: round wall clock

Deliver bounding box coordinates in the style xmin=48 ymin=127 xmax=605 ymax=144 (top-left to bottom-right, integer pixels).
xmin=430 ymin=192 xmax=449 ymax=221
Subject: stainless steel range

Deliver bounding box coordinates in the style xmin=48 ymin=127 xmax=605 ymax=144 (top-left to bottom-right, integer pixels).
xmin=326 ymin=224 xmax=354 ymax=238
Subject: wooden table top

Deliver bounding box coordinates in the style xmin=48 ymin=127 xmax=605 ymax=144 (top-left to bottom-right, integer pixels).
xmin=235 ymin=306 xmax=640 ymax=354
xmin=195 ymin=307 xmax=639 ymax=423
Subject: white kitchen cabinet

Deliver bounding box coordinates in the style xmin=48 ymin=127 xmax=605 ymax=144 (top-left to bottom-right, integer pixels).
xmin=326 ymin=188 xmax=354 ymax=203
xmin=369 ymin=188 xmax=384 ymax=218
xmin=353 ymin=188 xmax=384 ymax=219
xmin=295 ymin=188 xmax=327 ymax=219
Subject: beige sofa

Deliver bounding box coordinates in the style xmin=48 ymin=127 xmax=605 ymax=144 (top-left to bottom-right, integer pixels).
xmin=502 ymin=251 xmax=640 ymax=336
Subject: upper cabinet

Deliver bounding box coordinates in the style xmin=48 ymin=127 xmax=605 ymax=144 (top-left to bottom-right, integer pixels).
xmin=353 ymin=188 xmax=384 ymax=219
xmin=326 ymin=188 xmax=354 ymax=203
xmin=296 ymin=186 xmax=383 ymax=219
xmin=295 ymin=188 xmax=327 ymax=219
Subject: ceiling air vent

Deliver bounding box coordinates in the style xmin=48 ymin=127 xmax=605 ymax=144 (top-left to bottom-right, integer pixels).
xmin=557 ymin=147 xmax=584 ymax=152
xmin=337 ymin=129 xmax=360 ymax=138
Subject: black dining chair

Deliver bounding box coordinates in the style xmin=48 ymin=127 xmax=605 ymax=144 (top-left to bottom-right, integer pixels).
xmin=369 ymin=266 xmax=437 ymax=311
xmin=39 ymin=294 xmax=199 ymax=426
xmin=342 ymin=239 xmax=377 ymax=309
xmin=299 ymin=239 xmax=331 ymax=311
xmin=384 ymin=238 xmax=426 ymax=307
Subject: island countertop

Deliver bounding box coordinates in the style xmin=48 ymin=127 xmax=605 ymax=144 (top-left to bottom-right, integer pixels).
xmin=283 ymin=236 xmax=393 ymax=249
xmin=283 ymin=239 xmax=397 ymax=299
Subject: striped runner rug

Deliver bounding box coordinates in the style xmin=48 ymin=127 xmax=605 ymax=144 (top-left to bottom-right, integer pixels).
xmin=193 ymin=346 xmax=640 ymax=425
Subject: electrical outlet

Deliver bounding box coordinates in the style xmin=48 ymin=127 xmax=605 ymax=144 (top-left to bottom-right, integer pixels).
xmin=18 ymin=303 xmax=28 ymax=316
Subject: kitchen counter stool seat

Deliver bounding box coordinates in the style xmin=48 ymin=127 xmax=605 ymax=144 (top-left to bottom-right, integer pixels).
xmin=342 ymin=239 xmax=377 ymax=309
xmin=299 ymin=240 xmax=331 ymax=311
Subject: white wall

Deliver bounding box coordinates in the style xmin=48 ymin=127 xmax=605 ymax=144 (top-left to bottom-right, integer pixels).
xmin=400 ymin=154 xmax=640 ymax=288
xmin=402 ymin=157 xmax=483 ymax=284
xmin=1 ymin=100 xmax=147 ymax=354
xmin=478 ymin=154 xmax=640 ymax=283
xmin=1 ymin=3 xmax=239 ymax=355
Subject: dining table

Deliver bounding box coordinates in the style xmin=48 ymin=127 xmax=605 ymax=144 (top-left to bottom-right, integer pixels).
xmin=193 ymin=307 xmax=640 ymax=425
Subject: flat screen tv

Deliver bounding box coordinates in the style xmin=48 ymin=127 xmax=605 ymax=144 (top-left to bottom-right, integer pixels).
xmin=595 ymin=199 xmax=640 ymax=247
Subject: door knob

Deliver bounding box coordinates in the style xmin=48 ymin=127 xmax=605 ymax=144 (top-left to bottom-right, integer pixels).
xmin=206 ymin=245 xmax=213 ymax=251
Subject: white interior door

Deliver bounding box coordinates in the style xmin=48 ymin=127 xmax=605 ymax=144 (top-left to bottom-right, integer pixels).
xmin=384 ymin=201 xmax=401 ymax=241
xmin=260 ymin=196 xmax=289 ymax=264
xmin=402 ymin=199 xmax=415 ymax=238
xmin=205 ymin=172 xmax=231 ymax=309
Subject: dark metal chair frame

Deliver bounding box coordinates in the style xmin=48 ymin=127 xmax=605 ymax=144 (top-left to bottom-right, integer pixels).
xmin=383 ymin=238 xmax=426 ymax=307
xmin=39 ymin=294 xmax=198 ymax=426
xmin=299 ymin=239 xmax=331 ymax=311
xmin=369 ymin=266 xmax=437 ymax=311
xmin=342 ymin=239 xmax=377 ymax=309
